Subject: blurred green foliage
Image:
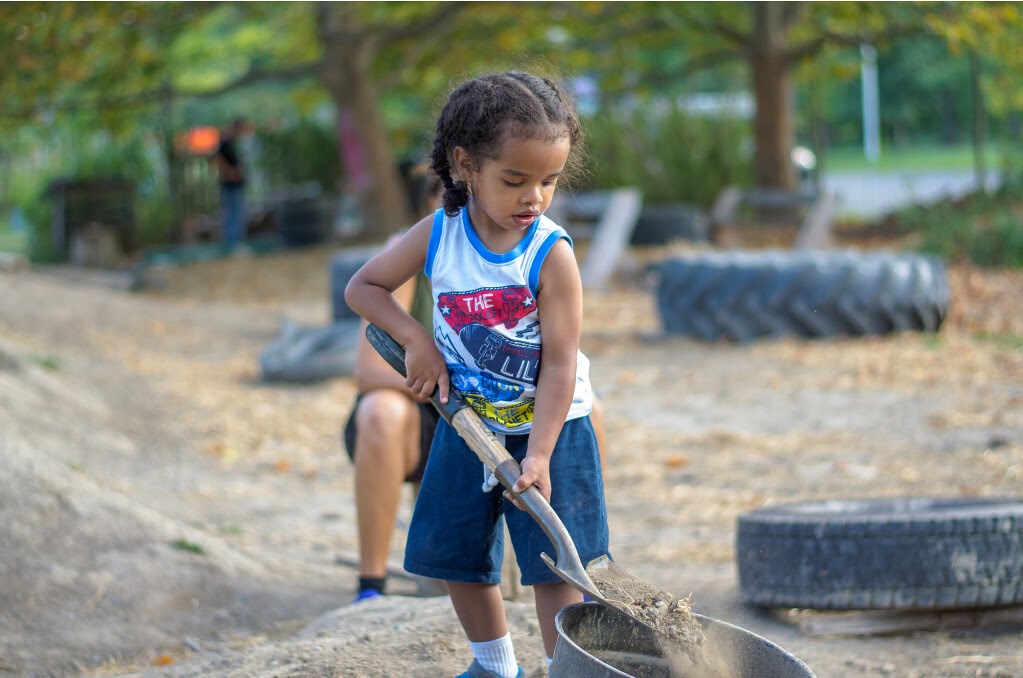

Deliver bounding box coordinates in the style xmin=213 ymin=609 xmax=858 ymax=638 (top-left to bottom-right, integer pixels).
xmin=2 ymin=2 xmax=1023 ymax=267
xmin=259 ymin=118 xmax=341 ymax=194
xmin=896 ymin=163 xmax=1023 ymax=268
xmin=581 ymin=102 xmax=750 ymax=205
xmin=19 ymin=127 xmax=154 ymax=261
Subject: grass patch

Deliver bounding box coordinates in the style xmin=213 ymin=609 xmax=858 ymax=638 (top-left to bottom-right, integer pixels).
xmin=823 ymin=143 xmax=990 ymax=173
xmin=884 ymin=183 xmax=1023 ymax=268
xmin=28 ymin=355 xmax=61 ymax=371
xmin=171 ymin=539 xmax=206 ymax=555
xmin=0 ymin=227 xmax=28 ymax=254
xmin=973 ymin=331 xmax=1023 ymax=350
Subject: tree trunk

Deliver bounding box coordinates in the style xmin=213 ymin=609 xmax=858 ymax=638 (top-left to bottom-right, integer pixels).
xmin=750 ymin=2 xmax=796 ymax=191
xmin=317 ymin=5 xmax=413 ymax=242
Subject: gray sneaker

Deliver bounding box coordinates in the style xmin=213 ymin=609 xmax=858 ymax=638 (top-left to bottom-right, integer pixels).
xmin=455 ymin=659 xmax=524 ymax=678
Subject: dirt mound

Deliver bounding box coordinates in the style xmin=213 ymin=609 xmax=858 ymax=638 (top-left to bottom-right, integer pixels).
xmin=0 ymin=344 xmax=342 ymax=675
xmin=143 ymin=596 xmax=548 ymax=678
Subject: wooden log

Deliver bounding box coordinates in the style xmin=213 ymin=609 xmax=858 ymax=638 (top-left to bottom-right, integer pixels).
xmin=794 ymin=191 xmax=837 ymax=250
xmin=578 ymin=187 xmax=642 ymax=290
xmin=797 ymin=606 xmax=1023 ymax=637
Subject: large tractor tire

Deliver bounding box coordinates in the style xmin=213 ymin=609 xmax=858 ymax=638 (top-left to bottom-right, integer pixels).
xmin=656 ymin=251 xmax=949 ymax=342
xmin=259 ymin=319 xmax=361 ymax=383
xmin=736 ymin=497 xmax=1023 ymax=610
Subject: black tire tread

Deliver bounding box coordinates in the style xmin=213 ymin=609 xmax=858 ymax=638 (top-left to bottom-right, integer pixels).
xmin=736 ymin=497 xmax=1023 ymax=610
xmin=657 ymin=251 xmax=950 ymax=342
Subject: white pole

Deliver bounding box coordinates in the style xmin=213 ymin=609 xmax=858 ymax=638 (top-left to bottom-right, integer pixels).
xmin=860 ymin=44 xmax=881 ymax=164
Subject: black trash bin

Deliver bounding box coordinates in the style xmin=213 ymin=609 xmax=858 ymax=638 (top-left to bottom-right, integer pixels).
xmin=275 ymin=195 xmax=334 ymax=247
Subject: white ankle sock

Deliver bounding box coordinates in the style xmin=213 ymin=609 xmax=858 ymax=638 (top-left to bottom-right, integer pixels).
xmin=470 ymin=633 xmax=518 ymax=678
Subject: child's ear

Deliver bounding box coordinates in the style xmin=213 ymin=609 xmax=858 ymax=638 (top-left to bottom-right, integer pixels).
xmin=452 ymin=147 xmax=475 ymax=181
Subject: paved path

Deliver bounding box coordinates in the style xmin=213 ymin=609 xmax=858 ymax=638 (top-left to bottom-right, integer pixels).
xmin=822 ymin=169 xmax=1001 ymax=219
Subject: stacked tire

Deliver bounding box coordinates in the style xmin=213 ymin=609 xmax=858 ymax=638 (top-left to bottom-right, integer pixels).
xmin=256 ymin=245 xmax=379 ymax=383
xmin=737 ymin=497 xmax=1023 ymax=610
xmin=656 ymin=251 xmax=949 ymax=342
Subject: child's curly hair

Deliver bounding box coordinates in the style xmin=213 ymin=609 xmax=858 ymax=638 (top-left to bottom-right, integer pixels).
xmin=430 ymin=71 xmax=583 ymax=216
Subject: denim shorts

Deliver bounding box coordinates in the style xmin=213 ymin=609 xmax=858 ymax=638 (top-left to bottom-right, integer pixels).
xmin=403 ymin=414 xmax=609 ymax=586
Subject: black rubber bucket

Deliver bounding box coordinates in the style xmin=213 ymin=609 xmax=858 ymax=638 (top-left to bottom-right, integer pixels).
xmin=550 ymin=602 xmax=815 ymax=678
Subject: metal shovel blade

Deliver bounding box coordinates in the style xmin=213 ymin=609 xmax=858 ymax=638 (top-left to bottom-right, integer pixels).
xmin=539 ymin=541 xmax=603 ymax=603
xmin=544 ymin=554 xmax=604 ymax=602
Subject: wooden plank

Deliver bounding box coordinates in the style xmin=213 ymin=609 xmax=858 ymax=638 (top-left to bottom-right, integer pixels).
xmin=744 ymin=188 xmax=817 ymax=208
xmin=578 ymin=187 xmax=643 ymax=290
xmin=797 ymin=606 xmax=1023 ymax=637
xmin=709 ymin=185 xmax=743 ymax=226
xmin=34 ymin=264 xmax=141 ymax=291
xmin=794 ymin=191 xmax=837 ymax=250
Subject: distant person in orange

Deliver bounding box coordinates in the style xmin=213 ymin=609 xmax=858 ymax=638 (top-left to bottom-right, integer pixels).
xmin=211 ymin=118 xmax=248 ymax=248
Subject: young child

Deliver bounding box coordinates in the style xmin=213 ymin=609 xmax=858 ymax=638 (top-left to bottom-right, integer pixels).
xmin=345 ymin=71 xmax=609 ymax=678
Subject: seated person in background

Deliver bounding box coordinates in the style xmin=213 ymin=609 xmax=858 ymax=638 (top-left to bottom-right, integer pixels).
xmin=342 ymin=166 xmax=607 ymax=602
xmin=343 ymin=262 xmax=438 ymax=601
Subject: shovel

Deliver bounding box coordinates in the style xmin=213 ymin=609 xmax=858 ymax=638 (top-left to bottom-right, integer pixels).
xmin=365 ymin=323 xmax=664 ymax=630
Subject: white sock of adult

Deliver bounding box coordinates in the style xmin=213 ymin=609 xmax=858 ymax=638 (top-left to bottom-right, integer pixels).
xmin=470 ymin=633 xmax=518 ymax=678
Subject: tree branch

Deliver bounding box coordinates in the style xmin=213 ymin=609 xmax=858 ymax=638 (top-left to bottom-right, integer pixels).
xmin=377 ymin=4 xmax=468 ymax=90
xmin=780 ymin=2 xmax=806 ymax=27
xmin=802 ymin=22 xmax=923 ymax=52
xmin=181 ymin=61 xmax=321 ymax=99
xmin=378 ymin=2 xmax=465 ymax=42
xmin=785 ymin=36 xmax=828 ymax=62
xmin=598 ymin=48 xmax=744 ymax=101
xmin=0 ymin=61 xmax=322 ymax=121
xmin=682 ymin=15 xmax=751 ymax=49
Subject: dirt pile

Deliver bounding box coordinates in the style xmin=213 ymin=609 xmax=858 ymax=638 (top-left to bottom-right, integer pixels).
xmin=0 ymin=340 xmax=343 ymax=676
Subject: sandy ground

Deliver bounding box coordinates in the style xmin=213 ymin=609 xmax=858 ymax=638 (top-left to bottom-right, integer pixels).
xmin=1 ymin=240 xmax=1022 ymax=678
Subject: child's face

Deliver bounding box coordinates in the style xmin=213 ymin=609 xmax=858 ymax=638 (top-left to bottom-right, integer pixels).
xmin=458 ymin=135 xmax=570 ymax=237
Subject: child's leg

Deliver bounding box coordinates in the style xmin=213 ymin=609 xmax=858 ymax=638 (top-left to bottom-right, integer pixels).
xmin=448 ymin=582 xmax=519 ymax=678
xmin=502 ymin=416 xmax=608 ymax=661
xmin=447 ymin=581 xmax=508 ymax=641
xmin=533 ymin=581 xmax=582 ymax=659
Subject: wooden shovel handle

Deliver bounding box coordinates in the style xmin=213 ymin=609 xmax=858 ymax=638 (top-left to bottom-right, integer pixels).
xmin=449 ymin=406 xmax=570 ymax=553
xmin=364 ymin=323 xmax=469 ymax=424
xmin=365 ymin=323 xmax=518 ymax=479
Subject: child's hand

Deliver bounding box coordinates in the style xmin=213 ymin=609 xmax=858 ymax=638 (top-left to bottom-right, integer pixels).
xmin=509 ymin=454 xmax=552 ymax=504
xmin=403 ymin=336 xmax=450 ymax=404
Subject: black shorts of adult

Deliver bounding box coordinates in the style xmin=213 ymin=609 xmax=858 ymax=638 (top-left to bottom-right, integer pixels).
xmin=343 ymin=393 xmax=440 ymax=484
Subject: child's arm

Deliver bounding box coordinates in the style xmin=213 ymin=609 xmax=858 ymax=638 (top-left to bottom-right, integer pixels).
xmin=352 ymin=269 xmax=426 ymax=399
xmin=512 ymin=238 xmax=583 ymax=501
xmin=344 ymin=216 xmax=449 ymax=404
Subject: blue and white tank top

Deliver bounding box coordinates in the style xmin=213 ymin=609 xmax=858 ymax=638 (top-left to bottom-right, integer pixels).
xmin=424 ymin=207 xmax=593 ymax=434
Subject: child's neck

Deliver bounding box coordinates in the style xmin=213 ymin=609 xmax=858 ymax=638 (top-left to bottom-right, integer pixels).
xmin=466 ymin=204 xmax=532 ymax=255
